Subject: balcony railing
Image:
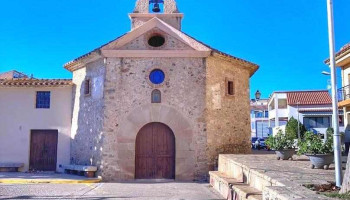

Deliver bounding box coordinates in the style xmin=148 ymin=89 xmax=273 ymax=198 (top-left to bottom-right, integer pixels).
xmin=338 ymin=85 xmax=350 ymax=102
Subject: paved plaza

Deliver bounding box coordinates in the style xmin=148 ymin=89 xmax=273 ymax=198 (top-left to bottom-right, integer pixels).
xmin=0 ymin=181 xmax=223 ymax=200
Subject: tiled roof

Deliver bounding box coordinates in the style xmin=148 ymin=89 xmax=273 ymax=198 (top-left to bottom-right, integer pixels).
xmin=336 ymin=43 xmax=350 ymax=57
xmin=286 ymin=90 xmax=332 ymax=105
xmin=0 ymin=79 xmax=72 ymax=87
xmin=251 ymin=105 xmax=268 ymax=110
xmin=181 ymin=32 xmax=259 ymax=69
xmin=64 ymin=34 xmax=127 ymax=69
xmin=299 ymin=108 xmax=332 ymax=112
xmin=325 ymin=42 xmax=350 ymax=63
xmin=0 ymin=70 xmax=28 ymax=79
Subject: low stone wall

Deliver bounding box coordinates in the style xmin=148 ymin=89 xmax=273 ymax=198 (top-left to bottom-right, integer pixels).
xmin=216 ymin=154 xmax=335 ymax=200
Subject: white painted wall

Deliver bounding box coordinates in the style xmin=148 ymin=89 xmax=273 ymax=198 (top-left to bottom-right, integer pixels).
xmin=268 ymin=92 xmax=344 ymax=135
xmin=287 ymin=105 xmax=344 ymax=134
xmin=268 ymin=93 xmax=287 ymax=127
xmin=0 ymin=86 xmax=72 ymax=172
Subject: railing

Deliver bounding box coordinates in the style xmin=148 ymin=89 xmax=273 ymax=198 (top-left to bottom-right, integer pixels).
xmin=338 ymin=85 xmax=350 ymax=101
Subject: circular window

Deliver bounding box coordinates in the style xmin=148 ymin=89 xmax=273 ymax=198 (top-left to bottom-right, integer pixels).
xmin=149 ymin=69 xmax=165 ymax=85
xmin=148 ymin=35 xmax=165 ymax=47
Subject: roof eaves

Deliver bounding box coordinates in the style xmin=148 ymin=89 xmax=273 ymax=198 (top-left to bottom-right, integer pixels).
xmin=273 ymin=90 xmax=329 ymax=94
xmin=64 ymin=33 xmax=127 ymax=71
xmin=179 ymin=31 xmax=259 ymax=74
xmin=324 ymin=43 xmax=350 ymax=64
xmin=63 ymin=20 xmax=259 ymax=75
xmin=0 ymin=79 xmax=73 ymax=88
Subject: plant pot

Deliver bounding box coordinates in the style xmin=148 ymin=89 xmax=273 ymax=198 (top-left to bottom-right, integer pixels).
xmin=275 ymin=149 xmax=295 ymax=160
xmin=306 ymin=154 xmax=334 ymax=170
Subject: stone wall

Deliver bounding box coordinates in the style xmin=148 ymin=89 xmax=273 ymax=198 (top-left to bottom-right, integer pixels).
xmin=119 ymin=28 xmax=191 ymax=50
xmin=205 ymin=56 xmax=252 ymax=170
xmin=70 ymin=59 xmax=106 ymax=169
xmin=100 ymin=57 xmax=207 ymax=181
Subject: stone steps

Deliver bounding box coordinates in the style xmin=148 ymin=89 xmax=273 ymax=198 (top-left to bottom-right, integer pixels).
xmin=209 ymin=171 xmax=262 ymax=200
xmin=217 ymin=154 xmax=275 ymax=192
xmin=210 ymin=154 xmax=333 ymax=200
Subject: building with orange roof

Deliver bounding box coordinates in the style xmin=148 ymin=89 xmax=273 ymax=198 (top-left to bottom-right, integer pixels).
xmin=268 ymin=90 xmax=344 ymax=136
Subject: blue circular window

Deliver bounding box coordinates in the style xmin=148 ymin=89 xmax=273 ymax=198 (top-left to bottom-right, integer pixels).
xmin=149 ymin=69 xmax=165 ymax=84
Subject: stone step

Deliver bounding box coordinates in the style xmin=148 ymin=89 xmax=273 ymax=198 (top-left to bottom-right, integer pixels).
xmin=218 ymin=155 xmax=274 ymax=192
xmin=209 ymin=171 xmax=262 ymax=200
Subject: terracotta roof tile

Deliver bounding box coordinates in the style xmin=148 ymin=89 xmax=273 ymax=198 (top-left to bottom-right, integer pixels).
xmin=0 ymin=70 xmax=28 ymax=79
xmin=336 ymin=43 xmax=350 ymax=57
xmin=287 ymin=90 xmax=332 ymax=105
xmin=325 ymin=42 xmax=350 ymax=63
xmin=0 ymin=79 xmax=72 ymax=87
xmin=299 ymin=108 xmax=332 ymax=112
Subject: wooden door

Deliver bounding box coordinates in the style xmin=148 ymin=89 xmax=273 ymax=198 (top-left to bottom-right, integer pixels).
xmin=135 ymin=123 xmax=175 ymax=179
xmin=30 ymin=130 xmax=58 ymax=171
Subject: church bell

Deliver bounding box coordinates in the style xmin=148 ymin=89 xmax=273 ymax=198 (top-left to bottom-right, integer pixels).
xmin=152 ymin=3 xmax=161 ymax=13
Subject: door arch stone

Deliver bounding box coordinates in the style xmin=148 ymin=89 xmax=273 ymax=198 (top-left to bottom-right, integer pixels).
xmin=109 ymin=104 xmax=195 ymax=180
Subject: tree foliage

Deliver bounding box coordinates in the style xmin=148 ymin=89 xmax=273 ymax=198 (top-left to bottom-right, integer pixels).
xmin=297 ymin=131 xmax=333 ymax=155
xmin=265 ymin=130 xmax=295 ymax=150
xmin=285 ymin=117 xmax=307 ymax=139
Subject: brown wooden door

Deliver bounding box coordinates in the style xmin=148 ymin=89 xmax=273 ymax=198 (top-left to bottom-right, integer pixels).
xmin=30 ymin=130 xmax=58 ymax=171
xmin=135 ymin=123 xmax=175 ymax=179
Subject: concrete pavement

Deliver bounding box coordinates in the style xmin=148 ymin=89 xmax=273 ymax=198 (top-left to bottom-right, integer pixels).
xmin=0 ymin=182 xmax=223 ymax=200
xmin=0 ymin=172 xmax=101 ymax=184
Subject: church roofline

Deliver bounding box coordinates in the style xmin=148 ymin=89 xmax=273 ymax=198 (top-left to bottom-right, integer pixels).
xmin=129 ymin=13 xmax=184 ymax=19
xmin=64 ymin=17 xmax=258 ymax=76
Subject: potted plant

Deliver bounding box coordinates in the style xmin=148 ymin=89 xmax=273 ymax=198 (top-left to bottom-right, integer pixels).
xmin=266 ymin=130 xmax=296 ymax=160
xmin=298 ymin=131 xmax=334 ymax=170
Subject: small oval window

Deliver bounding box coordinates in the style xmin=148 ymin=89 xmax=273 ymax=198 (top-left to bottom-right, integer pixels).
xmin=149 ymin=69 xmax=165 ymax=85
xmin=148 ymin=35 xmax=165 ymax=47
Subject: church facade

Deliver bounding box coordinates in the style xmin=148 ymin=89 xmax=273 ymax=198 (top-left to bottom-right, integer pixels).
xmin=65 ymin=0 xmax=258 ymax=181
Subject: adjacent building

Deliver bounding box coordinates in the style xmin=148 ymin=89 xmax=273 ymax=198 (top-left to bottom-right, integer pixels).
xmin=330 ymin=42 xmax=350 ymax=148
xmin=0 ymin=72 xmax=72 ymax=172
xmin=268 ymin=90 xmax=344 ymax=135
xmin=250 ymin=98 xmax=269 ymax=138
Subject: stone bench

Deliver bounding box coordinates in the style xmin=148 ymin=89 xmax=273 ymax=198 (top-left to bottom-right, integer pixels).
xmin=0 ymin=163 xmax=24 ymax=172
xmin=61 ymin=165 xmax=97 ymax=178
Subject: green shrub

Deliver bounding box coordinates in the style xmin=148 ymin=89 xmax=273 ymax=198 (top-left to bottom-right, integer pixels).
xmin=298 ymin=131 xmax=334 ymax=155
xmin=266 ymin=130 xmax=295 ymax=150
xmin=285 ymin=117 xmax=306 ymax=139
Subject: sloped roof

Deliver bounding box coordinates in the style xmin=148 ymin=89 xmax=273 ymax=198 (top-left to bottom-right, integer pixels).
xmin=325 ymin=42 xmax=350 ymax=64
xmin=336 ymin=43 xmax=350 ymax=57
xmin=286 ymin=90 xmax=332 ymax=106
xmin=0 ymin=79 xmax=72 ymax=87
xmin=64 ymin=17 xmax=258 ymax=75
xmin=0 ymin=70 xmax=28 ymax=79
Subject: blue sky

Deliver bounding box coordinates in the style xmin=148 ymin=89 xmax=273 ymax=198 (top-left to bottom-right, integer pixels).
xmin=0 ymin=0 xmax=349 ymax=99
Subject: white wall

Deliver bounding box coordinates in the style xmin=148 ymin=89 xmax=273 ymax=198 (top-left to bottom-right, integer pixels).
xmin=288 ymin=105 xmax=345 ymax=134
xmin=0 ymin=86 xmax=72 ymax=172
xmin=268 ymin=93 xmax=287 ymax=128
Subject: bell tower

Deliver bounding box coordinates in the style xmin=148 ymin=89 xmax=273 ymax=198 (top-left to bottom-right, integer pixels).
xmin=129 ymin=0 xmax=184 ymax=30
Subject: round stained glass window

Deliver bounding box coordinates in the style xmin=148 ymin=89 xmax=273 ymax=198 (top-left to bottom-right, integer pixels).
xmin=149 ymin=69 xmax=165 ymax=85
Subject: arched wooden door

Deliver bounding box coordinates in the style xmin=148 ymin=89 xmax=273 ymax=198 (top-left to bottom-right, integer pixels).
xmin=135 ymin=122 xmax=175 ymax=179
